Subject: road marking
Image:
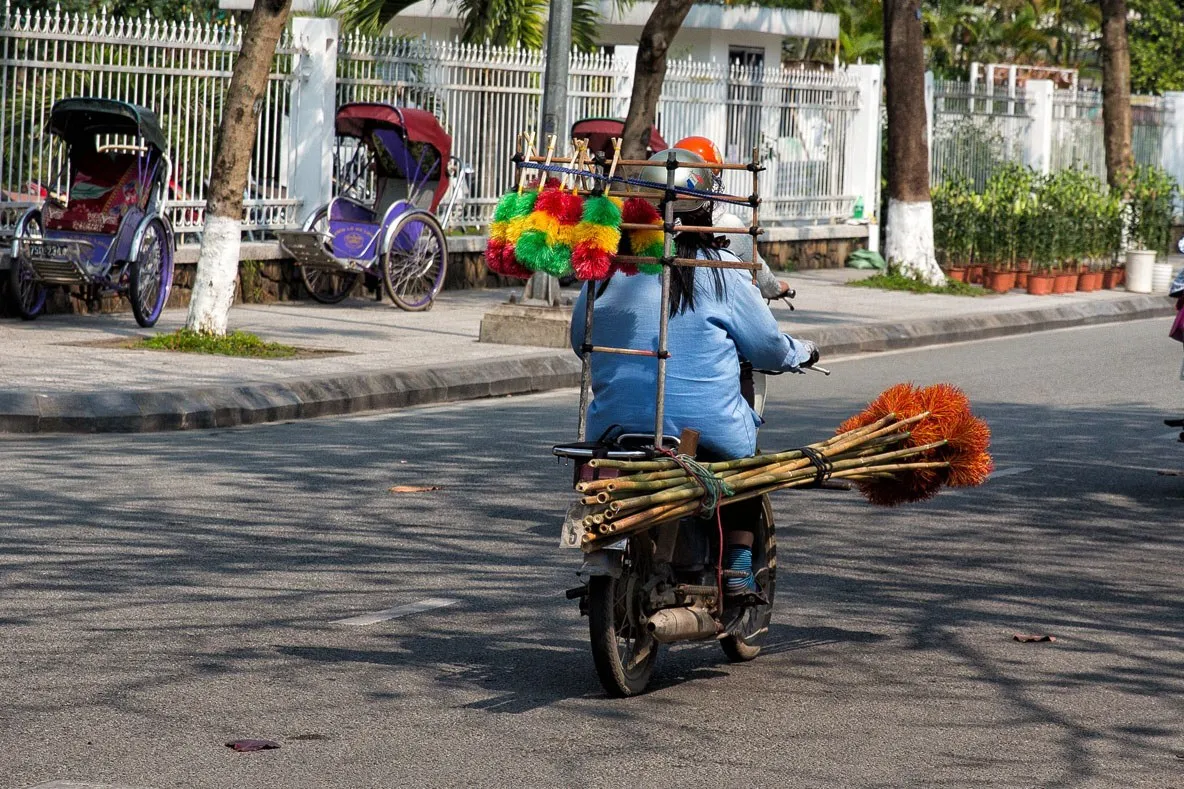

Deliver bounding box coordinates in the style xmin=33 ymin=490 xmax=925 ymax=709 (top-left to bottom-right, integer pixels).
xmin=334 ymin=597 xmax=459 ymax=626
xmin=988 ymin=466 xmax=1031 ymax=479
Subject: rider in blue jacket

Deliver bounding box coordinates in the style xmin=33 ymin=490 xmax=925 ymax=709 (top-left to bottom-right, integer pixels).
xmin=569 ymin=183 xmax=818 ymax=594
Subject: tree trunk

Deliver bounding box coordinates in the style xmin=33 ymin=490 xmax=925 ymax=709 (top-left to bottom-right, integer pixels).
xmin=186 ymin=0 xmax=292 ymax=335
xmin=1100 ymin=0 xmax=1134 ymax=191
xmin=620 ymin=0 xmax=696 ymax=159
xmin=882 ymin=0 xmax=944 ymax=286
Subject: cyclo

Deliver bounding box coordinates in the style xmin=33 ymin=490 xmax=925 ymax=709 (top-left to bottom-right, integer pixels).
xmin=8 ymin=98 xmax=176 ymax=327
xmin=278 ymin=102 xmax=468 ymax=311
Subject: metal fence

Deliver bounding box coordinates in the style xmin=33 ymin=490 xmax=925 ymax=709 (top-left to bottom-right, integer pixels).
xmin=931 ymin=79 xmax=1032 ymax=189
xmin=0 ymin=4 xmax=303 ymax=239
xmin=338 ymin=39 xmax=863 ymax=228
xmin=3 ymin=11 xmax=866 ymax=238
xmin=1050 ymin=89 xmax=1164 ymax=178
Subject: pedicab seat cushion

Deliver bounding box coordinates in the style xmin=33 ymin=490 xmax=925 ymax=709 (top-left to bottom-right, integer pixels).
xmin=43 ymin=152 xmax=152 ymax=235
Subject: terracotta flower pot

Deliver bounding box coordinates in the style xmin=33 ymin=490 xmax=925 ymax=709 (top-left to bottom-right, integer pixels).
xmin=1091 ymin=271 xmax=1105 ymax=290
xmin=946 ymin=267 xmax=967 ymax=283
xmin=1016 ymin=270 xmax=1029 ymax=289
xmin=1115 ymin=266 xmax=1126 ymax=287
xmin=987 ymin=270 xmax=1016 ymax=293
xmin=1076 ymin=271 xmax=1094 ymax=292
xmin=1102 ymin=269 xmax=1120 ymax=289
xmin=1027 ymin=274 xmax=1054 ymax=295
xmin=1052 ymin=272 xmax=1076 ymax=294
xmin=967 ymin=265 xmax=986 ymax=285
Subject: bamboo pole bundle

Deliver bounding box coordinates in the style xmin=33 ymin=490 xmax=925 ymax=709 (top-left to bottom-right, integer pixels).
xmin=573 ymin=383 xmax=993 ymax=551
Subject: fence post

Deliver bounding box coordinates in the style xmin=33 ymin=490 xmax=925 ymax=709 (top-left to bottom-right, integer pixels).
xmin=924 ymin=71 xmax=934 ymax=161
xmin=289 ymin=16 xmax=339 ymax=227
xmin=1024 ymin=79 xmax=1054 ymax=175
xmin=1162 ymin=92 xmax=1184 ymax=214
xmin=844 ymin=64 xmax=882 ymax=223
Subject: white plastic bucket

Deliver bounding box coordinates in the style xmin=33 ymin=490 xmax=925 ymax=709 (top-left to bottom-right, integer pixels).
xmin=1126 ymin=249 xmax=1157 ymax=293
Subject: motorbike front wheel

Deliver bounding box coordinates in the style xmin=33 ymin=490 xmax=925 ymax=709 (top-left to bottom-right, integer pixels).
xmin=587 ymin=540 xmax=660 ymax=697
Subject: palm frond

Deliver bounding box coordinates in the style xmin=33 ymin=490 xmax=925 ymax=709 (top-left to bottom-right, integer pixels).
xmin=340 ymin=0 xmax=420 ymax=35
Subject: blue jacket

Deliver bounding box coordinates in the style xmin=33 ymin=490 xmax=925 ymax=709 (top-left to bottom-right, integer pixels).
xmin=570 ymin=257 xmax=811 ymax=459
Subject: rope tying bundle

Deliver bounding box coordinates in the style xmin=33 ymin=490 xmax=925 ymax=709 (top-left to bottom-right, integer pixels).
xmin=658 ymin=448 xmax=734 ymax=517
xmin=798 ymin=445 xmax=834 ymax=487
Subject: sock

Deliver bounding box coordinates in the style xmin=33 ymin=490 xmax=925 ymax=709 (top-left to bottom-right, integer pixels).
xmin=724 ymin=545 xmax=757 ymax=594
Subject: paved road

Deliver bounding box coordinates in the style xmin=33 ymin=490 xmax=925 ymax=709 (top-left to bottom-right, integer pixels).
xmin=1 ymin=320 xmax=1181 ymax=789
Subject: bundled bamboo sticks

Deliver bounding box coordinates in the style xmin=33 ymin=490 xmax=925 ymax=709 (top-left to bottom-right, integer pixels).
xmin=574 ymin=383 xmax=992 ymax=551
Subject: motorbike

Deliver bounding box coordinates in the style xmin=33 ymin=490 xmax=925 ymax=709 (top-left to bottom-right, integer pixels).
xmin=553 ymin=284 xmax=826 ymax=696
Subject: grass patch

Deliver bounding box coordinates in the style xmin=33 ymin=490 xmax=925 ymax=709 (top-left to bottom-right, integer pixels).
xmin=848 ymin=268 xmax=984 ymax=296
xmin=136 ymin=329 xmax=301 ymax=358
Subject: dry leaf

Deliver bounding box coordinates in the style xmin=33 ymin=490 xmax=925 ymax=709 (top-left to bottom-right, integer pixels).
xmin=389 ymin=485 xmax=441 ymax=494
xmin=1013 ymin=633 xmax=1056 ymax=643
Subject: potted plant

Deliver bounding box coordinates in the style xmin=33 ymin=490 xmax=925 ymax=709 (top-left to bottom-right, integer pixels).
xmin=1126 ymin=165 xmax=1178 ymax=293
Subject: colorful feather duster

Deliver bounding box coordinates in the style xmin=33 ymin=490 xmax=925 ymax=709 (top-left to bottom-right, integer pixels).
xmin=620 ymin=197 xmax=665 ymax=275
xmin=571 ymin=192 xmax=623 ymax=281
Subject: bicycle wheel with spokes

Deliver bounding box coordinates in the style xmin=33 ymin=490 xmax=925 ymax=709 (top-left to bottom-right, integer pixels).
xmin=720 ymin=495 xmax=777 ymax=662
xmin=8 ymin=214 xmax=48 ymax=320
xmin=298 ymin=207 xmax=359 ymax=304
xmin=129 ymin=217 xmax=174 ymax=328
xmin=587 ymin=538 xmax=660 ymax=697
xmin=382 ymin=210 xmax=447 ymax=311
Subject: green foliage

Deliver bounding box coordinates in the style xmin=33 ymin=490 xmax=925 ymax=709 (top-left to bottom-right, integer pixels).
xmin=1128 ymin=0 xmax=1184 ymax=95
xmin=932 ymin=165 xmax=1127 ymax=271
xmin=1126 ymin=165 xmax=1179 ymax=255
xmin=849 ymin=266 xmax=984 ymax=296
xmin=138 ymin=329 xmax=299 ymax=358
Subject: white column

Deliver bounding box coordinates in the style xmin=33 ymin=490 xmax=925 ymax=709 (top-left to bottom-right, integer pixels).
xmin=843 ymin=63 xmax=882 ymax=221
xmin=1162 ymin=92 xmax=1184 ymax=214
xmin=924 ymin=70 xmax=934 ymax=162
xmin=289 ymin=17 xmax=339 ymax=227
xmin=612 ymin=46 xmax=637 ymax=119
xmin=1024 ymin=79 xmax=1054 ymax=175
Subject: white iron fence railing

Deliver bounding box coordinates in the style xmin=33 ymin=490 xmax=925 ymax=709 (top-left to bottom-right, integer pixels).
xmin=2 ymin=12 xmax=869 ymax=239
xmin=931 ymin=78 xmax=1032 ymax=189
xmin=337 ymin=38 xmax=864 ymax=228
xmin=0 ymin=4 xmax=302 ymax=240
xmin=929 ymin=76 xmax=1168 ymax=188
xmin=1050 ymin=89 xmax=1164 ymax=179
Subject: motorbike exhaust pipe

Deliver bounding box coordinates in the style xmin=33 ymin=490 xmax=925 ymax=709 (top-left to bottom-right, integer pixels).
xmin=646 ymin=606 xmax=719 ymax=643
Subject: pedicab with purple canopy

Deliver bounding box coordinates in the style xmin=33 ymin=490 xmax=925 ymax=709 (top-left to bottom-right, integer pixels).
xmin=8 ymin=98 xmax=175 ymax=327
xmin=278 ymin=102 xmax=466 ymax=311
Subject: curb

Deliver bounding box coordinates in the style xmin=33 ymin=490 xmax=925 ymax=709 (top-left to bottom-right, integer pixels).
xmin=796 ymin=294 xmax=1174 ymax=356
xmin=0 ymin=295 xmax=1172 ymax=434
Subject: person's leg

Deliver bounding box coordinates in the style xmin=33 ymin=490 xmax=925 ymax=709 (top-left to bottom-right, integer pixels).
xmin=721 ymin=498 xmax=762 ymax=595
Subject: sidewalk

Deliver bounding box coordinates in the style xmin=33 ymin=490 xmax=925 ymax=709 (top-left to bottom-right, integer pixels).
xmin=0 ymin=269 xmax=1173 ymax=432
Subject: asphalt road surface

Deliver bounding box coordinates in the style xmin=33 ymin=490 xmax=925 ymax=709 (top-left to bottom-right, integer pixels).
xmin=1 ymin=319 xmax=1182 ymax=789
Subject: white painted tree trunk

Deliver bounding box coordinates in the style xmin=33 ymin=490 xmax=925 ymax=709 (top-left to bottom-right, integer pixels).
xmin=885 ymin=198 xmax=945 ymax=286
xmin=185 ymin=215 xmax=240 ymax=335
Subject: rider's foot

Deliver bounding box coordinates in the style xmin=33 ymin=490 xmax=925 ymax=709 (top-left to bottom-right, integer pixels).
xmin=724 ymin=545 xmax=758 ymax=595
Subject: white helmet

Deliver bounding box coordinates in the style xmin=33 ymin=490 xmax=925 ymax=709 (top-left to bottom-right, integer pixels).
xmin=635 ymin=149 xmax=715 ymax=213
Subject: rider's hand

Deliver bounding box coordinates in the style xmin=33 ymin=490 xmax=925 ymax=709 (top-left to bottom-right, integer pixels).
xmin=776 ymin=280 xmax=791 ymax=298
xmin=797 ymin=339 xmax=820 ymax=368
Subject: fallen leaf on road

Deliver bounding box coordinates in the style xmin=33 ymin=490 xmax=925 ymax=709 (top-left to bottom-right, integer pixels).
xmin=226 ymin=739 xmax=280 ymax=752
xmin=1157 ymin=470 xmax=1184 ymax=477
xmin=1013 ymin=633 xmax=1056 ymax=643
xmin=389 ymin=485 xmax=441 ymax=494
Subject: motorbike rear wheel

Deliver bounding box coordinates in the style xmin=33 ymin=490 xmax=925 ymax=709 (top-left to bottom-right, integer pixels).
xmin=719 ymin=495 xmax=777 ymax=662
xmin=588 ymin=538 xmax=660 ymax=697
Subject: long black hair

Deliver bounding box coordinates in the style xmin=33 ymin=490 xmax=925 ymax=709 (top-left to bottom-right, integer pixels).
xmin=670 ymin=204 xmax=726 ymax=315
